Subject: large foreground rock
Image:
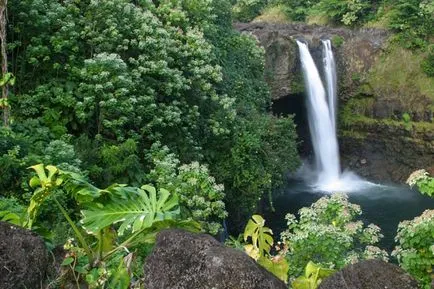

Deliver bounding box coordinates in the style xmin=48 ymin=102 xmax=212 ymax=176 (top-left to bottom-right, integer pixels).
xmin=0 ymin=221 xmax=49 ymax=289
xmin=318 ymin=259 xmax=419 ymax=289
xmin=144 ymin=229 xmax=287 ymax=289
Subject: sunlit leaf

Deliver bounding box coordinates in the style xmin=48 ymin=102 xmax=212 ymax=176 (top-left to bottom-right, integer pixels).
xmin=61 ymin=257 xmax=74 ymax=266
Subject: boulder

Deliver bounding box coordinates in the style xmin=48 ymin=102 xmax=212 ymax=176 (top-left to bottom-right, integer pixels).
xmin=144 ymin=229 xmax=287 ymax=289
xmin=0 ymin=221 xmax=49 ymax=289
xmin=318 ymin=259 xmax=419 ymax=289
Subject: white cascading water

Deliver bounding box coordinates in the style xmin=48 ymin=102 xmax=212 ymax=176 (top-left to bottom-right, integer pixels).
xmin=296 ymin=40 xmax=374 ymax=192
xmin=322 ymin=39 xmax=337 ymax=132
xmin=297 ymin=40 xmax=341 ymax=188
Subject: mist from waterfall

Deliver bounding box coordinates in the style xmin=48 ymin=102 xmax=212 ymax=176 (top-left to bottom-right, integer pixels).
xmin=296 ymin=40 xmax=374 ymax=192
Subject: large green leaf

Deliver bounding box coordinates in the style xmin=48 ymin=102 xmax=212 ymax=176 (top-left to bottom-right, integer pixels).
xmin=244 ymin=214 xmax=273 ymax=257
xmin=258 ymin=256 xmax=289 ymax=283
xmin=81 ymin=184 xmax=180 ymax=235
xmin=292 ymin=261 xmax=335 ymax=289
xmin=26 ymin=164 xmax=63 ymax=228
xmin=0 ymin=211 xmax=22 ymax=226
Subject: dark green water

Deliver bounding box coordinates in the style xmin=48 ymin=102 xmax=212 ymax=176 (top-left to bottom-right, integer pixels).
xmin=265 ymin=180 xmax=434 ymax=251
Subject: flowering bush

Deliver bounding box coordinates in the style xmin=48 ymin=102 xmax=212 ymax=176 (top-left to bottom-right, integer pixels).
xmin=281 ymin=194 xmax=388 ymax=279
xmin=175 ymin=162 xmax=227 ymax=235
xmin=393 ymin=210 xmax=434 ymax=289
xmin=147 ymin=143 xmax=227 ymax=235
xmin=406 ymin=169 xmax=434 ymax=197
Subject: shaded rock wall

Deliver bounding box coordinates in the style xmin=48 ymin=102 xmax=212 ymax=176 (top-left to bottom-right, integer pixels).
xmin=235 ymin=22 xmax=433 ymax=182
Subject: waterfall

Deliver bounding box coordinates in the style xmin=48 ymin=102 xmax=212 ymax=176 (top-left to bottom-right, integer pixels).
xmin=296 ymin=41 xmax=341 ymax=189
xmin=296 ymin=40 xmax=376 ymax=192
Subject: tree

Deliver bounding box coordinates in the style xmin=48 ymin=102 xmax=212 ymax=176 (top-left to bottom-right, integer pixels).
xmin=0 ymin=0 xmax=8 ymax=126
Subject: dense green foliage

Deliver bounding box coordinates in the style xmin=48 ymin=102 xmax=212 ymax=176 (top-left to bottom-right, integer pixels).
xmin=309 ymin=0 xmax=376 ymax=26
xmin=1 ymin=2 xmax=301 ymax=285
xmin=280 ymin=194 xmax=388 ymax=278
xmin=3 ymin=0 xmax=300 ymax=233
xmin=386 ymin=0 xmax=434 ymax=49
xmin=397 ymin=170 xmax=434 ymax=288
xmin=393 ymin=210 xmax=434 ymax=289
xmin=232 ymin=0 xmax=269 ymax=21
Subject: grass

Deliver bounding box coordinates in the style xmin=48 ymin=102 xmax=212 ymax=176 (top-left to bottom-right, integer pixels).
xmin=253 ymin=5 xmax=291 ymax=24
xmin=306 ymin=13 xmax=330 ymax=26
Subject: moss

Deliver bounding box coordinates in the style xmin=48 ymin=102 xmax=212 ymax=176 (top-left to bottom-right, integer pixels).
xmin=340 ymin=96 xmax=434 ymax=136
xmin=339 ymin=129 xmax=368 ymax=140
xmin=341 ymin=110 xmax=434 ymax=135
xmin=340 ymin=98 xmax=375 ymax=124
xmin=290 ymin=73 xmax=305 ymax=94
xmin=356 ymin=83 xmax=374 ymax=96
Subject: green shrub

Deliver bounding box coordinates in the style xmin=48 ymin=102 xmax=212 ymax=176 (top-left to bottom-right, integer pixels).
xmin=331 ymin=35 xmax=344 ymax=48
xmin=232 ymin=0 xmax=267 ymax=22
xmin=204 ymin=6 xmax=301 ymax=228
xmin=281 ymin=194 xmax=388 ymax=278
xmin=387 ymin=0 xmax=433 ymax=49
xmin=227 ymin=215 xmax=289 ymax=283
xmin=393 ymin=210 xmax=434 ymax=289
xmin=421 ymin=51 xmax=434 ymax=77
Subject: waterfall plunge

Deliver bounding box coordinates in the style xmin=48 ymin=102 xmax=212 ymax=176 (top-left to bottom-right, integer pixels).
xmin=297 ymin=40 xmax=371 ymax=192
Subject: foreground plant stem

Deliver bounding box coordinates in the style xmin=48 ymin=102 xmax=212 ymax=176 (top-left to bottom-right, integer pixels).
xmin=53 ymin=196 xmax=93 ymax=264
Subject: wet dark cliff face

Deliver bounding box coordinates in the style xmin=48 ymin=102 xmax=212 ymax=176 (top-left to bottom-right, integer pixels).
xmin=235 ymin=22 xmax=434 ymax=183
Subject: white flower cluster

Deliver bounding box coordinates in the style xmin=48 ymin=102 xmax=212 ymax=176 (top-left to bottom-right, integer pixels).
xmin=406 ymin=169 xmax=429 ymax=187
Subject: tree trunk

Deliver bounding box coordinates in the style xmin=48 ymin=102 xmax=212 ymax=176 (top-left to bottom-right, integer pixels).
xmin=0 ymin=0 xmax=8 ymax=127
